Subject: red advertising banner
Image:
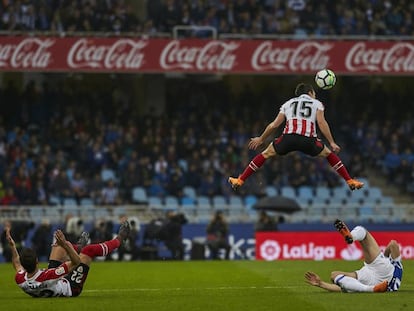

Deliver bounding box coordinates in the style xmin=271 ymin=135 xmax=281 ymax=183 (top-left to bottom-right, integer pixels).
xmin=0 ymin=36 xmax=413 ymax=74
xmin=255 ymin=232 xmax=414 ymax=261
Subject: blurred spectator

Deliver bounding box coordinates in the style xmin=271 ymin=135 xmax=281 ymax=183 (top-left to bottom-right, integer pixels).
xmin=254 ymin=211 xmax=279 ymax=232
xmin=100 ymin=179 xmax=122 ymax=205
xmin=206 ymin=211 xmax=230 ymax=260
xmin=64 ymin=214 xmax=84 ymax=244
xmin=31 ymin=219 xmax=53 ymax=261
xmin=162 ymin=210 xmax=188 ymax=260
xmin=117 ymin=215 xmax=141 ymax=261
xmin=89 ymin=218 xmax=114 ymax=260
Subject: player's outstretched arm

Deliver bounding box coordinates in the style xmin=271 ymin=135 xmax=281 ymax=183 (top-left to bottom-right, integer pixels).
xmin=248 ymin=113 xmax=285 ymax=150
xmin=316 ymin=110 xmax=340 ymax=153
xmin=6 ymin=227 xmax=24 ymax=272
xmin=305 ymin=271 xmax=342 ymax=292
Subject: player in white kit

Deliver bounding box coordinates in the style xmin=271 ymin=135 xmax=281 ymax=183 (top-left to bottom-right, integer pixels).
xmin=305 ymin=219 xmax=403 ymax=293
xmin=228 ymin=83 xmax=364 ymax=191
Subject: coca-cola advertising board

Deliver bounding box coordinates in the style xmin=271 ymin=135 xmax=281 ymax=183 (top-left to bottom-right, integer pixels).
xmin=0 ymin=36 xmax=414 ymax=74
xmin=256 ymin=232 xmax=414 ymax=261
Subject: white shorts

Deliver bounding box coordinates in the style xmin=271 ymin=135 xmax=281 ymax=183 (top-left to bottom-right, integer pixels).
xmin=355 ymin=252 xmax=395 ymax=286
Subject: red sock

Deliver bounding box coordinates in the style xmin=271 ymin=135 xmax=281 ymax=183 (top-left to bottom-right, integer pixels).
xmin=69 ymin=242 xmax=81 ymax=253
xmin=239 ymin=154 xmax=266 ymax=181
xmin=326 ymin=152 xmax=351 ymax=181
xmin=81 ymin=239 xmax=120 ymax=258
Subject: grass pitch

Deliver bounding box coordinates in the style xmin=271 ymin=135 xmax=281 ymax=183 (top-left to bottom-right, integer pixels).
xmin=0 ymin=260 xmax=413 ymax=311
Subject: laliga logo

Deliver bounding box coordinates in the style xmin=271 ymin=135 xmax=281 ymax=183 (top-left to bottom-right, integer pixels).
xmin=260 ymin=240 xmax=281 ymax=261
xmin=340 ymin=244 xmax=363 ymax=261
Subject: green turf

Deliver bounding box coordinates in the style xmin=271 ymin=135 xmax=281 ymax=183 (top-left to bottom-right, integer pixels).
xmin=0 ymin=260 xmax=413 ymax=311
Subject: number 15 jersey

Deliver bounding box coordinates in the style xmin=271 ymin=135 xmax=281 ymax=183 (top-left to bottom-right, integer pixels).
xmin=280 ymin=94 xmax=324 ymax=138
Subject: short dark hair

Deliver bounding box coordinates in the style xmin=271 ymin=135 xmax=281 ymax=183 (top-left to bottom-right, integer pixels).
xmin=295 ymin=83 xmax=314 ymax=96
xmin=20 ymin=248 xmax=38 ymax=273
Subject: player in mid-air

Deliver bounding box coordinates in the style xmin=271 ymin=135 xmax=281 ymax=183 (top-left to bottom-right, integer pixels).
xmin=305 ymin=219 xmax=403 ymax=293
xmin=228 ymin=83 xmax=364 ymax=191
xmin=6 ymin=221 xmax=130 ymax=297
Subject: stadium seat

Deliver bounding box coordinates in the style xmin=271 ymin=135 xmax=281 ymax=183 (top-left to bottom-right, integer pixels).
xmin=244 ymin=195 xmax=258 ymax=209
xmin=132 ymin=187 xmax=148 ymax=203
xmin=365 ymin=187 xmax=383 ymax=203
xmin=101 ymin=168 xmax=116 ymax=182
xmin=148 ymin=196 xmax=163 ymax=209
xmin=315 ymin=186 xmax=332 ymax=202
xmin=265 ymin=186 xmax=278 ymax=196
xmin=280 ymin=186 xmax=297 ymax=199
xmin=331 ymin=187 xmax=350 ymax=203
xmin=212 ymin=195 xmax=228 ymax=210
xmin=80 ymin=198 xmax=94 ymax=206
xmin=63 ymin=198 xmax=78 ymax=206
xmin=183 ymin=186 xmax=197 ymax=199
xmin=297 ymin=186 xmax=314 ymax=205
xmin=196 ymin=196 xmax=212 ymax=208
xmin=164 ymin=196 xmax=179 ymax=210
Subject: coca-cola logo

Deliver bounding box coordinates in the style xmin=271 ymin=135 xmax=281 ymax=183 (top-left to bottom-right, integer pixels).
xmin=252 ymin=41 xmax=332 ymax=71
xmin=0 ymin=38 xmax=54 ymax=68
xmin=67 ymin=38 xmax=147 ymax=69
xmin=345 ymin=42 xmax=414 ymax=72
xmin=160 ymin=40 xmax=238 ymax=71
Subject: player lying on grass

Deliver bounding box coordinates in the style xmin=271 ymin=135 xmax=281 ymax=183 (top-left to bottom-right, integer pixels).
xmin=6 ymin=221 xmax=130 ymax=297
xmin=305 ymin=219 xmax=403 ymax=293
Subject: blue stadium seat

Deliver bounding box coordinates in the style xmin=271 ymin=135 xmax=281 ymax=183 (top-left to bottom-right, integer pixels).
xmin=244 ymin=195 xmax=258 ymax=209
xmin=182 ymin=186 xmax=197 ymax=199
xmin=297 ymin=186 xmax=314 ymax=205
xmin=212 ymin=195 xmax=228 ymax=210
xmin=148 ymin=196 xmax=163 ymax=209
xmin=132 ymin=186 xmax=148 ymax=203
xmin=280 ymin=186 xmax=297 ymax=199
xmin=164 ymin=196 xmax=179 ymax=210
xmin=265 ymin=186 xmax=278 ymax=196
xmin=101 ymin=168 xmax=116 ymax=182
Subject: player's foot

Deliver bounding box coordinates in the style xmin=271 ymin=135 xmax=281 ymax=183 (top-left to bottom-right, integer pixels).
xmin=346 ymin=178 xmax=364 ymax=191
xmin=228 ymin=176 xmax=244 ymax=190
xmin=76 ymin=231 xmax=90 ymax=251
xmin=373 ymin=280 xmax=388 ymax=293
xmin=117 ymin=221 xmax=131 ymax=242
xmin=334 ymin=219 xmax=353 ymax=244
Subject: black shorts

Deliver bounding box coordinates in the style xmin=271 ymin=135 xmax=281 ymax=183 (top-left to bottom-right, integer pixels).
xmin=273 ymin=134 xmax=324 ymax=157
xmin=48 ymin=260 xmax=90 ymax=297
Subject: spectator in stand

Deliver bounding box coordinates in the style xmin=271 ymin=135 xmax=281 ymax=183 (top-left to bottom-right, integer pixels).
xmin=48 ymin=168 xmax=73 ymax=205
xmin=0 ymin=187 xmax=19 ymax=205
xmin=70 ymin=171 xmax=89 ymax=205
xmin=100 ymin=179 xmax=122 ymax=205
xmin=206 ymin=211 xmax=231 ymax=260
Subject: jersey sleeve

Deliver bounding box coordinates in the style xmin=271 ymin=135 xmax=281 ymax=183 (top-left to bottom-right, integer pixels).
xmin=316 ymin=100 xmax=325 ymax=111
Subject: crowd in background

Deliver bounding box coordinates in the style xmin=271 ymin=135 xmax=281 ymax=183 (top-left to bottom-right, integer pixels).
xmin=1 ymin=0 xmax=414 ymax=36
xmin=0 ymin=74 xmax=413 ymax=207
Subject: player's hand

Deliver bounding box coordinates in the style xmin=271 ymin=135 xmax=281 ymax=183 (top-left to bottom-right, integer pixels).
xmin=305 ymin=271 xmax=322 ymax=286
xmin=330 ymin=142 xmax=341 ymax=153
xmin=5 ymin=227 xmax=16 ymax=248
xmin=54 ymin=230 xmax=68 ymax=247
xmin=248 ymin=137 xmax=263 ymax=150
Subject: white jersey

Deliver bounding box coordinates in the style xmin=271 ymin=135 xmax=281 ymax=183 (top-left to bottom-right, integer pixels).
xmin=279 ymin=94 xmax=324 ymax=137
xmin=15 ymin=264 xmax=72 ymax=297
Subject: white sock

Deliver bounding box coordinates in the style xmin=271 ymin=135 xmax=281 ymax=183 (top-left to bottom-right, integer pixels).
xmin=334 ymin=275 xmax=373 ymax=292
xmin=351 ymin=226 xmax=367 ymax=241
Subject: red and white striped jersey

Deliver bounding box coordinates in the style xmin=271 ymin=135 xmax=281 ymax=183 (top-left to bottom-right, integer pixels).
xmin=15 ymin=264 xmax=72 ymax=297
xmin=279 ymin=94 xmax=324 ymax=137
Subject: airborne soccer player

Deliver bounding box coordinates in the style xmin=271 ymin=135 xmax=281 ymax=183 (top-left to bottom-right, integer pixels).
xmin=228 ymin=83 xmax=364 ymax=191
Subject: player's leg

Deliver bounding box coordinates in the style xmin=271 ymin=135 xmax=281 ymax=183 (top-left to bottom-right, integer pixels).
xmin=228 ymin=141 xmax=277 ymax=189
xmin=318 ymin=145 xmax=363 ymax=190
xmin=79 ymin=220 xmax=131 ymax=266
xmin=48 ymin=231 xmax=90 ymax=268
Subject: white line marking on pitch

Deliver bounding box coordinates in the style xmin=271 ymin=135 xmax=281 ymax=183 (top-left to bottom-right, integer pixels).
xmin=84 ymin=286 xmax=305 ymax=293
